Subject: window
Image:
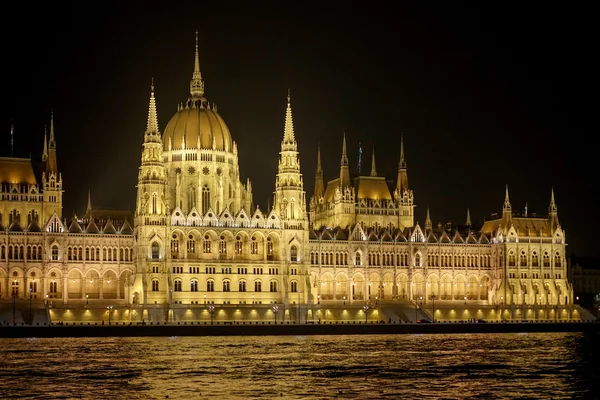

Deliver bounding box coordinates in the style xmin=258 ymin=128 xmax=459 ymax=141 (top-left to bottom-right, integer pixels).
xmin=532 ymin=252 xmax=539 ymax=267
xmin=171 ymin=235 xmax=179 ymax=257
xmin=255 ymin=281 xmax=262 ymax=292
xmin=219 ymin=236 xmax=227 ymax=254
xmin=520 ymin=252 xmax=527 ymax=267
xmin=51 ymin=245 xmax=59 ymax=261
xmin=291 ymin=281 xmax=297 ymax=292
xmin=290 ymin=245 xmax=298 ymax=262
xmin=174 ymin=280 xmax=182 ymax=292
xmin=235 ymin=237 xmax=242 ymax=254
xmin=49 ymin=281 xmax=57 ymax=294
xmin=508 ymin=252 xmax=516 ymax=267
xmin=237 ymin=267 xmax=247 ymax=274
xmin=187 ymin=235 xmax=195 ymax=253
xmin=239 ymin=281 xmax=246 ymax=292
xmin=206 ymin=266 xmax=216 ymax=274
xmin=151 ymin=242 xmax=160 ymax=259
xmin=203 ymin=236 xmax=211 ymax=253
xmin=202 ymin=185 xmax=210 ymax=214
xmin=270 ymin=281 xmax=277 ymax=292
xmin=291 ymin=268 xmax=297 ymax=275
xmin=207 ymin=280 xmax=214 ymax=292
xmin=267 ymin=238 xmax=273 ymax=260
xmin=223 ymin=280 xmax=231 ymax=292
xmin=152 ymin=266 xmax=159 ymax=273
xmin=152 ymin=280 xmax=159 ymax=292
xmin=251 ymin=237 xmax=258 ymax=254
xmin=555 ymin=253 xmax=562 ymax=268
xmin=191 ymin=280 xmax=198 ymax=292
xmin=543 ymin=252 xmax=550 ymax=268
xmin=355 ymin=252 xmax=361 ymax=266
xmin=188 ymin=186 xmax=196 ymax=210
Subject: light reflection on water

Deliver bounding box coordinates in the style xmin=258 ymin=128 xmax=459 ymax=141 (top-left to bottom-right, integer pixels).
xmin=1 ymin=333 xmax=598 ymax=399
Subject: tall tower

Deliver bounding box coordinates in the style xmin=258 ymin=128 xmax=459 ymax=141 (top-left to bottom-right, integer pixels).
xmin=273 ymin=90 xmax=307 ymax=224
xmin=133 ymin=81 xmax=169 ymax=305
xmin=548 ymin=187 xmax=559 ymax=232
xmin=394 ymin=134 xmax=414 ymax=229
xmin=42 ymin=111 xmax=63 ymax=220
xmin=313 ymin=144 xmax=324 ymax=199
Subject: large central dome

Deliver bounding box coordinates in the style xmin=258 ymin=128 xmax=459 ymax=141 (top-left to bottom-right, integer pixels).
xmin=163 ymin=101 xmax=232 ymax=152
xmin=162 ymin=33 xmax=233 ymax=153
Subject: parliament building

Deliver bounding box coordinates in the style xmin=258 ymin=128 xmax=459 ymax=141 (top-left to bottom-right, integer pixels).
xmin=0 ymin=35 xmax=574 ymax=322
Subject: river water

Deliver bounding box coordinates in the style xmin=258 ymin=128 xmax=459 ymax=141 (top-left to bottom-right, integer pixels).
xmin=1 ymin=333 xmax=598 ymax=399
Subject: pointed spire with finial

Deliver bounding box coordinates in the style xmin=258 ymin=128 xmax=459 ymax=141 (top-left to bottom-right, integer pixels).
xmin=42 ymin=125 xmax=48 ymax=161
xmin=503 ymin=184 xmax=511 ymax=211
xmin=49 ymin=110 xmax=56 ymax=150
xmin=466 ymin=208 xmax=472 ymax=227
xmin=524 ymin=202 xmax=528 ymax=217
xmin=314 ymin=143 xmax=324 ymax=198
xmin=146 ymin=78 xmax=159 ymax=135
xmin=87 ymin=189 xmax=92 ymax=213
xmin=396 ymin=133 xmax=409 ymax=193
xmin=425 ymin=206 xmax=432 ymax=231
xmin=549 ymin=187 xmax=557 ymax=214
xmin=370 ymin=147 xmax=377 ymax=177
xmin=283 ymin=88 xmax=295 ymax=144
xmin=189 ymin=30 xmax=205 ymax=99
xmin=548 ymin=187 xmax=559 ymax=230
xmin=339 ymin=133 xmax=351 ymax=188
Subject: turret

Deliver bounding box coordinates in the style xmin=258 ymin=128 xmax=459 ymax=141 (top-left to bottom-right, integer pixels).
xmin=501 ymin=184 xmax=512 ymax=228
xmin=549 ymin=187 xmax=559 ymax=231
xmin=41 ymin=110 xmax=63 ymax=220
xmin=313 ymin=144 xmax=324 ymax=198
xmin=339 ymin=133 xmax=351 ymax=189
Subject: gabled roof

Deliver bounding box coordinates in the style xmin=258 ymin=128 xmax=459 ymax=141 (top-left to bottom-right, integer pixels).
xmin=27 ymin=219 xmax=42 ymax=232
xmin=120 ymin=218 xmax=133 ymax=234
xmin=452 ymin=230 xmax=464 ymax=243
xmin=69 ymin=218 xmax=83 ymax=233
xmin=439 ymin=231 xmax=452 ymax=243
xmin=103 ymin=218 xmax=117 ymax=234
xmin=0 ymin=157 xmax=37 ymax=185
xmin=86 ymin=218 xmax=99 ymax=233
xmin=466 ymin=232 xmax=478 ymax=244
xmin=333 ymin=227 xmax=348 ymax=240
xmin=427 ymin=231 xmax=438 ymax=243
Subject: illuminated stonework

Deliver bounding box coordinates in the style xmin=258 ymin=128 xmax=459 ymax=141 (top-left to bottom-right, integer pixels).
xmin=0 ymin=35 xmax=574 ymax=322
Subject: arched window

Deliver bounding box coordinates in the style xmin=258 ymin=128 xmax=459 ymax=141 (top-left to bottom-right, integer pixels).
xmin=508 ymin=252 xmax=516 ymax=267
xmin=223 ymin=280 xmax=230 ymax=292
xmin=270 ymin=281 xmax=277 ymax=292
xmin=291 ymin=281 xmax=297 ymax=292
xmin=415 ymin=253 xmax=421 ymax=267
xmin=203 ymin=235 xmax=211 ymax=253
xmin=520 ymin=252 xmax=527 ymax=267
xmin=267 ymin=238 xmax=274 ymax=260
xmin=171 ymin=234 xmax=179 ymax=258
xmin=151 ymin=242 xmax=160 ymax=259
xmin=543 ymin=252 xmax=550 ymax=267
xmin=190 ymin=280 xmax=198 ymax=292
xmin=355 ymin=252 xmax=361 ymax=266
xmin=239 ymin=280 xmax=246 ymax=292
xmin=254 ymin=281 xmax=262 ymax=292
xmin=235 ymin=236 xmax=243 ymax=254
xmin=554 ymin=253 xmax=562 ymax=268
xmin=51 ymin=245 xmax=59 ymax=261
xmin=188 ymin=185 xmax=196 ymax=210
xmin=219 ymin=236 xmax=227 ymax=255
xmin=532 ymin=252 xmax=539 ymax=267
xmin=250 ymin=237 xmax=258 ymax=254
xmin=152 ymin=193 xmax=157 ymax=214
xmin=187 ymin=235 xmax=195 ymax=253
xmin=290 ymin=245 xmax=298 ymax=262
xmin=152 ymin=280 xmax=159 ymax=292
xmin=202 ymin=185 xmax=210 ymax=214
xmin=174 ymin=280 xmax=182 ymax=292
xmin=207 ymin=280 xmax=214 ymax=292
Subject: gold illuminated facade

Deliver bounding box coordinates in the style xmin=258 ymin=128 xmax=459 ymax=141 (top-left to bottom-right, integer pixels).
xmin=0 ymin=34 xmax=574 ymax=321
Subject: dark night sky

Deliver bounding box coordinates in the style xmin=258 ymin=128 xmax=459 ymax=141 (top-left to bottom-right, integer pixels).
xmin=2 ymin=3 xmax=595 ymax=257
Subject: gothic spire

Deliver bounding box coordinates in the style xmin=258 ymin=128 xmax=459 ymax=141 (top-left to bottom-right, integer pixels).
xmin=283 ymin=88 xmax=295 ymax=144
xmin=49 ymin=110 xmax=56 ymax=150
xmin=339 ymin=133 xmax=351 ymax=188
xmin=314 ymin=143 xmax=324 ymax=198
xmin=549 ymin=187 xmax=557 ymax=214
xmin=370 ymin=147 xmax=377 ymax=177
xmin=466 ymin=208 xmax=472 ymax=227
xmin=190 ymin=30 xmax=205 ymax=99
xmin=87 ymin=189 xmax=92 ymax=213
xmin=549 ymin=187 xmax=559 ymax=230
xmin=146 ymin=78 xmax=159 ymax=135
xmin=42 ymin=125 xmax=48 ymax=162
xmin=396 ymin=133 xmax=409 ymax=193
xmin=425 ymin=206 xmax=432 ymax=231
xmin=503 ymin=184 xmax=511 ymax=211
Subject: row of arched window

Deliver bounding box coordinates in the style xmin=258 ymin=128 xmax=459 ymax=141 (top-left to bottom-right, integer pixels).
xmin=0 ymin=244 xmax=43 ymax=260
xmin=151 ymin=279 xmax=298 ymax=293
xmin=507 ymin=251 xmax=562 ymax=268
xmin=66 ymin=246 xmax=133 ymax=262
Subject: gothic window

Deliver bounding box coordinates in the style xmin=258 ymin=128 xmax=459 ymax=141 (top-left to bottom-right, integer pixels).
xmin=543 ymin=252 xmax=550 ymax=267
xmin=250 ymin=237 xmax=258 ymax=254
xmin=520 ymin=252 xmax=527 ymax=267
xmin=270 ymin=281 xmax=277 ymax=292
xmin=152 ymin=193 xmax=157 ymax=214
xmin=223 ymin=280 xmax=231 ymax=292
xmin=188 ymin=186 xmax=196 ymax=210
xmin=203 ymin=235 xmax=211 ymax=253
xmin=555 ymin=253 xmax=562 ymax=268
xmin=235 ymin=236 xmax=242 ymax=254
xmin=49 ymin=280 xmax=57 ymax=294
xmin=190 ymin=280 xmax=198 ymax=292
xmin=51 ymin=245 xmax=59 ymax=261
xmin=207 ymin=280 xmax=214 ymax=292
xmin=254 ymin=281 xmax=262 ymax=292
xmin=152 ymin=280 xmax=159 ymax=292
xmin=355 ymin=252 xmax=362 ymax=266
xmin=291 ymin=281 xmax=297 ymax=293
xmin=290 ymin=245 xmax=298 ymax=262
xmin=532 ymin=252 xmax=539 ymax=267
xmin=508 ymin=252 xmax=516 ymax=267
xmin=267 ymin=238 xmax=273 ymax=258
xmin=219 ymin=236 xmax=227 ymax=254
xmin=415 ymin=253 xmax=421 ymax=267
xmin=202 ymin=185 xmax=210 ymax=214
xmin=171 ymin=234 xmax=179 ymax=258
xmin=239 ymin=280 xmax=246 ymax=292
xmin=187 ymin=235 xmax=195 ymax=253
xmin=151 ymin=242 xmax=160 ymax=259
xmin=174 ymin=280 xmax=182 ymax=292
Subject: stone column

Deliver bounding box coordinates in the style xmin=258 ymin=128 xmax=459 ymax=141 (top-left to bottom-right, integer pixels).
xmin=63 ymin=276 xmax=68 ymax=305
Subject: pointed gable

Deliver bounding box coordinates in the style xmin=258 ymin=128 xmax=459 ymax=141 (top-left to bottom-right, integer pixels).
xmin=309 ymin=227 xmax=318 ymax=240
xmin=9 ymin=218 xmax=23 ymax=232
xmin=68 ymin=217 xmax=83 ymax=233
xmin=351 ymin=224 xmax=366 ymax=241
xmin=381 ymin=230 xmax=394 ymax=242
xmin=219 ymin=207 xmax=235 ymax=227
xmin=27 ymin=219 xmax=42 ymax=232
xmin=187 ymin=207 xmax=202 ymax=227
xmin=393 ymin=228 xmax=407 ymax=242
xmin=235 ymin=208 xmax=250 ymax=228
xmin=410 ymin=224 xmax=425 ymax=243
xmin=85 ymin=217 xmax=99 ymax=234
xmin=333 ymin=227 xmax=348 ymax=241
xmin=171 ymin=207 xmax=186 ymax=226
xmin=321 ymin=229 xmax=333 ymax=240
xmin=204 ymin=207 xmax=219 ymax=227
xmin=466 ymin=231 xmax=478 ymax=244
xmin=250 ymin=208 xmax=265 ymax=228
xmin=452 ymin=230 xmax=464 ymax=243
xmin=440 ymin=231 xmax=452 ymax=243
xmin=427 ymin=231 xmax=438 ymax=243
xmin=367 ymin=229 xmax=379 ymax=242
xmin=120 ymin=218 xmax=133 ymax=234
xmin=103 ymin=218 xmax=117 ymax=234
xmin=44 ymin=212 xmax=64 ymax=233
xmin=265 ymin=210 xmax=281 ymax=229
xmin=478 ymin=232 xmax=490 ymax=244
